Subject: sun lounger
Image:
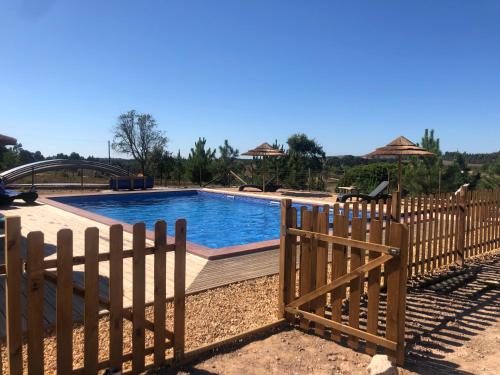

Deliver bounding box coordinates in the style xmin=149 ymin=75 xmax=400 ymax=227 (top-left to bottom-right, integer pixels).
xmin=0 ymin=177 xmax=37 ymax=205
xmin=238 ymin=183 xmax=282 ymax=193
xmin=0 ymin=188 xmax=38 ymax=205
xmin=336 ymin=180 xmax=390 ymax=202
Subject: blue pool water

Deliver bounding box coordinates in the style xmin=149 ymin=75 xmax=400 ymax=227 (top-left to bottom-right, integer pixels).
xmin=53 ymin=191 xmax=296 ymax=248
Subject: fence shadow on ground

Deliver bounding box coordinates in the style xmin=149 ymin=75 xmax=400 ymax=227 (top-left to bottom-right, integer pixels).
xmin=403 ymin=255 xmax=500 ymax=374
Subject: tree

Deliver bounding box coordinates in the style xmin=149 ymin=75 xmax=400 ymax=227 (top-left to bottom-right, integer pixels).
xmin=403 ymin=129 xmax=443 ymax=195
xmin=286 ymin=133 xmax=326 ymax=189
xmin=69 ymin=152 xmax=84 ymax=160
xmin=478 ymin=155 xmax=500 ymax=189
xmin=267 ymin=140 xmax=287 ymax=184
xmin=217 ymin=140 xmax=240 ymax=186
xmin=112 ymin=110 xmax=168 ymax=175
xmin=187 ymin=137 xmax=216 ymax=186
xmin=172 ymin=150 xmax=186 ymax=185
xmin=338 ymin=163 xmax=397 ymax=193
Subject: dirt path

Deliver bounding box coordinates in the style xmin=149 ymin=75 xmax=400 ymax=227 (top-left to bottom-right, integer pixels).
xmin=163 ymin=254 xmax=499 ymax=375
xmin=433 ymin=318 xmax=499 ymax=375
xmin=174 ymin=329 xmax=399 ymax=375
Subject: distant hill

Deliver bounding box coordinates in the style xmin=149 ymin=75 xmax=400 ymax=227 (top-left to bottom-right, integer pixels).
xmin=443 ymin=151 xmax=500 ymax=165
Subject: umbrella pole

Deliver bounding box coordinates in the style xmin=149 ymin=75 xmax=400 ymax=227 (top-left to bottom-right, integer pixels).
xmin=393 ymin=155 xmax=402 ymax=221
xmin=397 ymin=155 xmax=402 ymax=193
xmin=262 ymin=156 xmax=266 ymax=192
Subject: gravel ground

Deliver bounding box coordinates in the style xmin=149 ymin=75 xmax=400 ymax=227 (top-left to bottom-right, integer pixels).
xmin=0 ymin=275 xmax=279 ymax=374
xmin=1 ymin=252 xmax=499 ymax=374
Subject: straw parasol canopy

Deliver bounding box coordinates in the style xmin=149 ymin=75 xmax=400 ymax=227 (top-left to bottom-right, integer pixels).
xmin=242 ymin=142 xmax=285 ymax=191
xmin=0 ymin=134 xmax=17 ymax=146
xmin=365 ymin=135 xmax=435 ymax=193
xmin=242 ymin=142 xmax=286 ymax=157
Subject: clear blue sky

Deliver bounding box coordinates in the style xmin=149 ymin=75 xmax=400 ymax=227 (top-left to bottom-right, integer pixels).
xmin=1 ymin=0 xmax=499 ymax=158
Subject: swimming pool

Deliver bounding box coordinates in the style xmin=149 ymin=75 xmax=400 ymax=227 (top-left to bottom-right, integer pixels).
xmin=50 ymin=190 xmax=295 ymax=249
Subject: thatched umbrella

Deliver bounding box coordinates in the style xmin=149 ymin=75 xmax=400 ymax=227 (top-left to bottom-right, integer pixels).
xmin=0 ymin=134 xmax=17 ymax=146
xmin=365 ymin=136 xmax=435 ymax=193
xmin=242 ymin=142 xmax=285 ymax=191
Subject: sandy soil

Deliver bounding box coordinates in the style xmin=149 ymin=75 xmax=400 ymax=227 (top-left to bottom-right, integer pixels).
xmin=161 ymin=253 xmax=500 ymax=375
xmin=169 ymin=329 xmax=415 ymax=375
xmin=1 ymin=248 xmax=497 ymax=374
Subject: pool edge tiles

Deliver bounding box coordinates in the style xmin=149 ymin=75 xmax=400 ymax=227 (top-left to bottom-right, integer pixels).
xmin=40 ymin=189 xmax=283 ymax=260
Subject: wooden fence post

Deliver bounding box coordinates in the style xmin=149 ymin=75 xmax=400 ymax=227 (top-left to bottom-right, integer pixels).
xmin=27 ymin=231 xmax=45 ymax=375
xmin=279 ymin=199 xmax=293 ymax=318
xmin=456 ymin=185 xmax=468 ymax=266
xmin=385 ymin=223 xmax=409 ymax=366
xmin=5 ymin=216 xmax=23 ymax=375
xmin=132 ymin=223 xmax=146 ymax=373
xmin=57 ymin=229 xmax=74 ymax=375
xmin=154 ymin=221 xmax=167 ymax=367
xmin=84 ymin=228 xmax=99 ymax=374
xmin=391 ymin=191 xmax=401 ymax=222
xmin=174 ymin=219 xmax=186 ymax=363
xmin=109 ymin=225 xmax=123 ymax=369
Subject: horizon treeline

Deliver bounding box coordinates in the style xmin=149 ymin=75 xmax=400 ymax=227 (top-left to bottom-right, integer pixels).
xmin=1 ymin=128 xmax=499 ymax=194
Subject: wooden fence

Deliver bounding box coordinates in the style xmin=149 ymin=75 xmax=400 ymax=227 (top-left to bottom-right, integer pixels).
xmin=401 ymin=187 xmax=500 ymax=277
xmin=0 ymin=187 xmax=498 ymax=373
xmin=279 ymin=199 xmax=409 ymax=365
xmin=1 ymin=216 xmax=186 ymax=374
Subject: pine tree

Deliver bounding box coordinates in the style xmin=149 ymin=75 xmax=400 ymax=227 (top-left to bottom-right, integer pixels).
xmin=187 ymin=138 xmax=216 ymax=186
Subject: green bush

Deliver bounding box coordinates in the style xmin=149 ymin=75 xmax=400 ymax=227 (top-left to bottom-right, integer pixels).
xmin=337 ymin=163 xmax=397 ymax=193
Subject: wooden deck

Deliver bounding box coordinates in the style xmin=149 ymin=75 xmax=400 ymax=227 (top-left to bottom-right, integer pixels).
xmin=0 ymin=201 xmax=280 ymax=336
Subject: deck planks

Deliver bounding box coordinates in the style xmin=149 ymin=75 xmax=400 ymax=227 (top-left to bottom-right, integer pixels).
xmin=0 ymin=201 xmax=282 ymax=336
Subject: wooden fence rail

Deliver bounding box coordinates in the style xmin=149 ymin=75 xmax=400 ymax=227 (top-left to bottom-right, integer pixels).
xmin=1 ymin=216 xmax=186 ymax=375
xmin=401 ymin=187 xmax=500 ymax=277
xmin=279 ymin=199 xmax=409 ymax=365
xmin=0 ymin=187 xmax=498 ymax=373
xmin=279 ymin=187 xmax=499 ymax=365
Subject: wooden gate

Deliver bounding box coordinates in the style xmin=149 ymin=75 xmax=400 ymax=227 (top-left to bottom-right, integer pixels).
xmin=278 ymin=199 xmax=409 ymax=365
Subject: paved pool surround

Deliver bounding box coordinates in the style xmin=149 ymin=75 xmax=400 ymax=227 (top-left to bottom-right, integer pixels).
xmin=41 ymin=189 xmax=302 ymax=260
